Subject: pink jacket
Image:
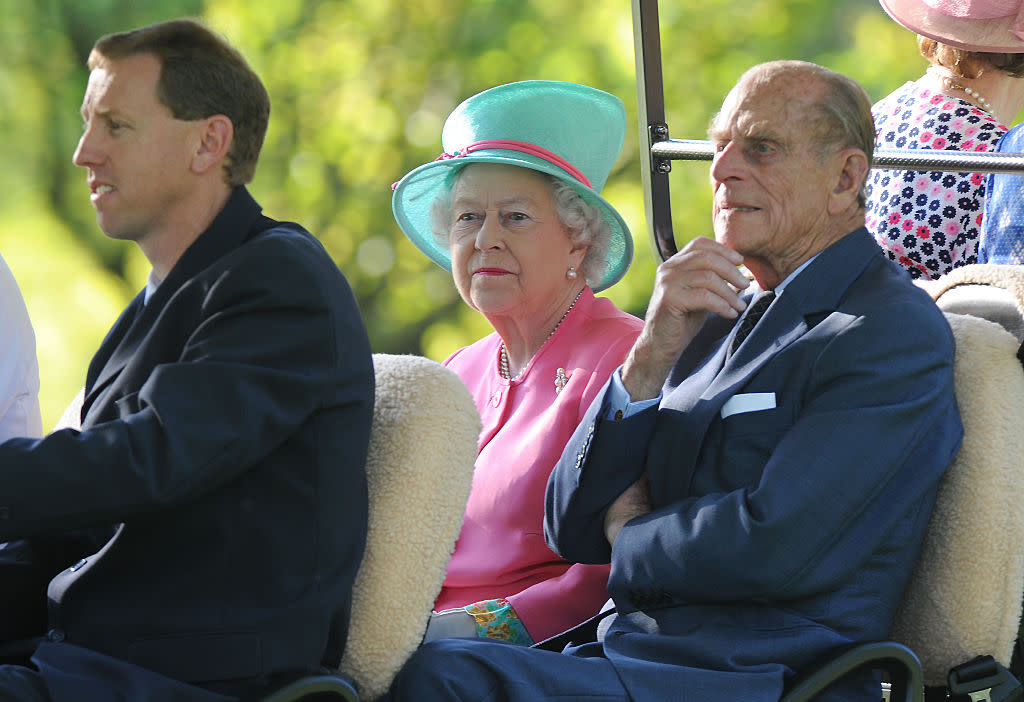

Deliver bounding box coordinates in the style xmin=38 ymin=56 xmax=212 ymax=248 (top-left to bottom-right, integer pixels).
xmin=437 ymin=288 xmax=642 ymax=642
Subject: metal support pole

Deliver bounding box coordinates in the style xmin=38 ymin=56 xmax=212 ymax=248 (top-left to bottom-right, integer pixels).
xmin=632 ymin=0 xmax=677 ymax=260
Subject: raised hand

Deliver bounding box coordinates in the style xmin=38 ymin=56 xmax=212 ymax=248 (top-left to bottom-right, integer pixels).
xmin=621 ymin=237 xmax=749 ymax=400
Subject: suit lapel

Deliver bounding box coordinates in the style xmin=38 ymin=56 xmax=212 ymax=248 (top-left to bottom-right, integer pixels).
xmin=655 ymin=228 xmax=883 ymax=497
xmin=655 ymin=295 xmax=807 ymax=494
xmin=703 ymin=292 xmax=807 ymax=406
xmin=704 ymin=228 xmax=882 ymax=413
xmin=81 ymin=187 xmax=267 ymax=426
xmin=82 ymin=293 xmax=146 ymax=423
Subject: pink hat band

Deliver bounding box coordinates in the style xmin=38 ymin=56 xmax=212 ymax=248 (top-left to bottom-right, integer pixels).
xmin=432 ymin=139 xmax=592 ymax=189
xmin=391 ymin=139 xmax=592 ymax=192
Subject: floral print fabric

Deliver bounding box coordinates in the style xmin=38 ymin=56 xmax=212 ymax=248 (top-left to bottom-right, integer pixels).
xmin=464 ymin=598 xmax=534 ymax=646
xmin=866 ymin=81 xmax=1007 ymax=280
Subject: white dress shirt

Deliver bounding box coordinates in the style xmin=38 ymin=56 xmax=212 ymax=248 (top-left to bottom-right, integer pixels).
xmin=0 ymin=254 xmax=42 ymax=440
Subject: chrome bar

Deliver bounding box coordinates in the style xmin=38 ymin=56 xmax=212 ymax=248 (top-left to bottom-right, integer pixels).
xmin=651 ymin=139 xmax=1024 ymax=174
xmin=651 ymin=139 xmax=714 ymax=161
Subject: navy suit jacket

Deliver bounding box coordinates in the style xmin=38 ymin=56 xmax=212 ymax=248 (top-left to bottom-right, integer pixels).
xmin=546 ymin=229 xmax=963 ymax=702
xmin=0 ymin=187 xmax=373 ymax=699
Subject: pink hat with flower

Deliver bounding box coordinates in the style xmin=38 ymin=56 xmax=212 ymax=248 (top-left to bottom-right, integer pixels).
xmin=879 ymin=0 xmax=1024 ymax=52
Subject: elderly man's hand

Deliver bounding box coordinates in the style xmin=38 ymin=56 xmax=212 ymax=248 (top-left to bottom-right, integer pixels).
xmin=621 ymin=237 xmax=749 ymax=401
xmin=605 ymin=474 xmax=653 ymax=548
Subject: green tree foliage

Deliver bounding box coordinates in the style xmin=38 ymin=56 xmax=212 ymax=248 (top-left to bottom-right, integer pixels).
xmin=0 ymin=0 xmax=933 ymax=427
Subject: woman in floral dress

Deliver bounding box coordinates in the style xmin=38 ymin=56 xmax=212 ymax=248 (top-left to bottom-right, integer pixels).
xmin=868 ymin=0 xmax=1024 ymax=279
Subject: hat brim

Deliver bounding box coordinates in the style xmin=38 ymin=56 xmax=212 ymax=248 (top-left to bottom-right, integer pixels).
xmin=392 ymin=151 xmax=633 ymax=293
xmin=879 ymin=0 xmax=1024 ymax=53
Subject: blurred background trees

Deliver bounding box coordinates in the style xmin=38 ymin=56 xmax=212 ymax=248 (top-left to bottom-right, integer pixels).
xmin=0 ymin=0 xmax=934 ymax=426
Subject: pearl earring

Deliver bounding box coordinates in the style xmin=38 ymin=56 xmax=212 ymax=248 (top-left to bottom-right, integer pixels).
xmin=567 ymin=266 xmax=577 ymax=279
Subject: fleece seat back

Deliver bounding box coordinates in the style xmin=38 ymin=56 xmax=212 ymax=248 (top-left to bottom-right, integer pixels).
xmin=893 ymin=266 xmax=1024 ymax=685
xmin=338 ymin=353 xmax=479 ymax=700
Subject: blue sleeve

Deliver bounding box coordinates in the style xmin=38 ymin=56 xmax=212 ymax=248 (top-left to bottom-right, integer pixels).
xmin=544 ymin=377 xmax=659 ymax=565
xmin=979 ymin=125 xmax=1024 ymax=265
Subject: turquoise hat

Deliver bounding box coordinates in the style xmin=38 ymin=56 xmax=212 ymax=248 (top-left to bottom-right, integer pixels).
xmin=391 ymin=80 xmax=633 ymax=292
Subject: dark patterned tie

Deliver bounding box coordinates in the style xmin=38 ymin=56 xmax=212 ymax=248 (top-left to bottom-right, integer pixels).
xmin=730 ymin=290 xmax=776 ymax=354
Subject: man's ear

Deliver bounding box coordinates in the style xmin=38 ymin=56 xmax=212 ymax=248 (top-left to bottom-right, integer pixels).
xmin=190 ymin=115 xmax=233 ymax=175
xmin=828 ymin=148 xmax=869 ymax=215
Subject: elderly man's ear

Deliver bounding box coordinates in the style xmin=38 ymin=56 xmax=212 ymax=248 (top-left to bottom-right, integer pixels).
xmin=827 ymin=148 xmax=870 ymax=215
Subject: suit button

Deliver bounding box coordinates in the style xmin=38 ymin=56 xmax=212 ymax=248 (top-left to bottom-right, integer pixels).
xmin=46 ymin=629 xmax=66 ymax=643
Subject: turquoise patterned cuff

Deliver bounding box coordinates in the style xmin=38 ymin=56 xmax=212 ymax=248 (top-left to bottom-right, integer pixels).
xmin=463 ymin=598 xmax=534 ymax=647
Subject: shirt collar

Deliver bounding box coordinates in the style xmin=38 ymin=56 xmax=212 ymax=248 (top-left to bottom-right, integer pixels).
xmin=143 ymin=269 xmax=162 ymax=305
xmin=770 ymin=253 xmax=819 ymax=296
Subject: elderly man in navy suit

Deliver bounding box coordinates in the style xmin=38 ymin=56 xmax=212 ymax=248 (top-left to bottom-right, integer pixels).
xmin=383 ymin=60 xmax=962 ymax=702
xmin=0 ymin=18 xmax=373 ymax=702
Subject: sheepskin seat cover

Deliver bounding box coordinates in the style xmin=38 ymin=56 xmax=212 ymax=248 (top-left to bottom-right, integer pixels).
xmin=921 ymin=264 xmax=1024 ymax=332
xmin=338 ymin=353 xmax=479 ymax=700
xmin=890 ymin=274 xmax=1024 ymax=684
xmin=922 ymin=263 xmax=1024 ymax=342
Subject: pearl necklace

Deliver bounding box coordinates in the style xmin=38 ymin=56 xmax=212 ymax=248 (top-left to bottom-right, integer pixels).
xmin=499 ymin=289 xmax=584 ymax=381
xmin=928 ymin=67 xmax=994 ymax=114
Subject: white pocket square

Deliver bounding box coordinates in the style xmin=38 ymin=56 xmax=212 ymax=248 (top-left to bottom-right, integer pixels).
xmin=721 ymin=392 xmax=776 ymax=419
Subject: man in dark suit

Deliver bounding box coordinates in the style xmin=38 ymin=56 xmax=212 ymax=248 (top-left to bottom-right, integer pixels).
xmin=0 ymin=19 xmax=374 ymax=702
xmin=383 ymin=60 xmax=962 ymax=702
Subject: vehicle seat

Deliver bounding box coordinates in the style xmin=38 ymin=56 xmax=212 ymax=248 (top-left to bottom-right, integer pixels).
xmin=782 ymin=265 xmax=1024 ymax=702
xmin=920 ymin=263 xmax=1024 ymax=346
xmin=336 ymin=353 xmax=479 ymax=700
xmin=889 ymin=311 xmax=1024 ymax=685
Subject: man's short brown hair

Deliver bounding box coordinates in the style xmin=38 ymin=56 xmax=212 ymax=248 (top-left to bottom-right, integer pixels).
xmin=89 ymin=18 xmax=270 ymax=186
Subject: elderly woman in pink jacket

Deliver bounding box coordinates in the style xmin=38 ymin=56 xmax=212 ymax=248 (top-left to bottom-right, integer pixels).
xmin=392 ymin=80 xmax=642 ymax=646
